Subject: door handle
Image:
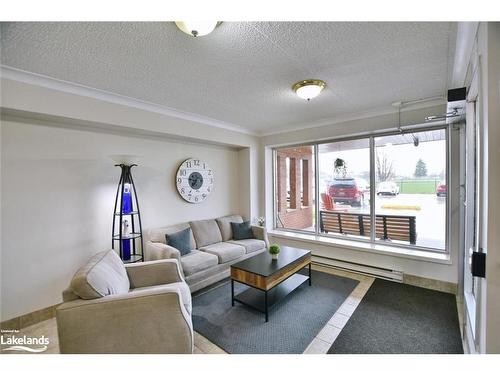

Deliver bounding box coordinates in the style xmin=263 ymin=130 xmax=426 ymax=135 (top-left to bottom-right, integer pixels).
xmin=471 ymin=249 xmax=486 ymax=278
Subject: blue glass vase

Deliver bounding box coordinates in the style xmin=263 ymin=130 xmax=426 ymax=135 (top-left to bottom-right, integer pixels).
xmin=122 ymin=239 xmax=131 ymax=260
xmin=121 ymin=183 xmax=132 ymax=260
xmin=122 ymin=183 xmax=133 ymax=214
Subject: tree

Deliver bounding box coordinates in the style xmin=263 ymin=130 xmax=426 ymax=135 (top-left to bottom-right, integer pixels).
xmin=376 ymin=153 xmax=395 ymax=182
xmin=414 ymin=158 xmax=428 ymax=177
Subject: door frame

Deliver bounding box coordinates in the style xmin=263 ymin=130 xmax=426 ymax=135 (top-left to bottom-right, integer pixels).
xmin=462 ymin=55 xmax=487 ymax=354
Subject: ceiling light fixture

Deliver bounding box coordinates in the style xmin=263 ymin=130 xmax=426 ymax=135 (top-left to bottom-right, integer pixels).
xmin=174 ymin=21 xmax=221 ymax=37
xmin=292 ymin=79 xmax=326 ymax=101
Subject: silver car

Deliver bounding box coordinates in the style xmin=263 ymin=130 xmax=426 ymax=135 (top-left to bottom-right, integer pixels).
xmin=377 ymin=181 xmax=400 ymax=195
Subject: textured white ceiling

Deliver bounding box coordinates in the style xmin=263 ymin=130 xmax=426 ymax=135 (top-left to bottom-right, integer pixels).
xmin=0 ymin=22 xmax=456 ymax=134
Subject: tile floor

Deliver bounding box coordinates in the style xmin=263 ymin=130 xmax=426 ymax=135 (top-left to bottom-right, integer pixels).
xmin=303 ymin=265 xmax=374 ymax=354
xmin=1 ymin=265 xmax=373 ymax=354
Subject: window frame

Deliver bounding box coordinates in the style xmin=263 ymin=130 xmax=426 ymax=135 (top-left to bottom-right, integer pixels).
xmin=272 ymin=124 xmax=450 ymax=254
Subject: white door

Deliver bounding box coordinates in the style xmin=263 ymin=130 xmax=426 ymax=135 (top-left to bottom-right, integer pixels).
xmin=462 ymin=67 xmax=486 ymax=353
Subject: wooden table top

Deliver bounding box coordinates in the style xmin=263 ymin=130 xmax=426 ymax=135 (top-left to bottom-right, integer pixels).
xmin=231 ymin=246 xmax=310 ymax=277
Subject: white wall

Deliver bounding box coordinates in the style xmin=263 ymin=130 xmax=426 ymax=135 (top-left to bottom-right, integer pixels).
xmin=0 ymin=118 xmax=243 ymax=320
xmin=238 ymin=148 xmax=252 ymax=221
xmin=260 ymin=104 xmax=462 ymax=284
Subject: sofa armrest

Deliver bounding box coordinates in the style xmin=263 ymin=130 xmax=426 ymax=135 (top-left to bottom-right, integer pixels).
xmin=62 ymin=286 xmax=80 ymax=302
xmin=56 ymin=286 xmax=193 ymax=354
xmin=125 ymin=259 xmax=184 ymax=288
xmin=145 ymin=241 xmax=181 ymax=262
xmin=252 ymin=226 xmax=270 ymax=249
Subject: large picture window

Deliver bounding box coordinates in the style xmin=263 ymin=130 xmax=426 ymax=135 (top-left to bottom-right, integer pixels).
xmin=273 ymin=127 xmax=448 ymax=252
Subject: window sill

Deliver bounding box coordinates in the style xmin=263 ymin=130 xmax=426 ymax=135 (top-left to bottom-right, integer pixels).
xmin=267 ymin=229 xmax=452 ymax=265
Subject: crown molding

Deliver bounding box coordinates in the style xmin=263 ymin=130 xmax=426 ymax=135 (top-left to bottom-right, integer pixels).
xmin=0 ymin=65 xmax=258 ymax=136
xmin=1 ymin=65 xmax=447 ymax=139
xmin=258 ymin=99 xmax=446 ymax=137
xmin=1 ymin=108 xmax=243 ymax=151
xmin=451 ymin=22 xmax=479 ymax=88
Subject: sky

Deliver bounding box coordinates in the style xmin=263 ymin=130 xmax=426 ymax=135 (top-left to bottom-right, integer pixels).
xmin=318 ymin=139 xmax=446 ymax=188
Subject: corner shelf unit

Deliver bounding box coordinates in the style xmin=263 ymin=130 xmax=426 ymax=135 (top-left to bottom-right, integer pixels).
xmin=112 ymin=164 xmax=144 ymax=263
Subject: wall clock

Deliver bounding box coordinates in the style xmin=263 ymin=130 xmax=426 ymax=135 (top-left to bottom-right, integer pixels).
xmin=176 ymin=158 xmax=214 ymax=203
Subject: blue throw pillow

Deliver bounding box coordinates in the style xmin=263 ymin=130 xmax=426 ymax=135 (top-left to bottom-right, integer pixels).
xmin=231 ymin=221 xmax=254 ymax=240
xmin=166 ymin=228 xmax=192 ymax=256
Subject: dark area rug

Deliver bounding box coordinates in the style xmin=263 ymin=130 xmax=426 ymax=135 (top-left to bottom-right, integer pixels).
xmin=328 ymin=279 xmax=463 ymax=354
xmin=192 ymin=270 xmax=359 ymax=354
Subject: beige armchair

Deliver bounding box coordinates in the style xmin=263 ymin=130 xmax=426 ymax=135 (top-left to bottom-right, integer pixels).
xmin=56 ymin=250 xmax=193 ymax=354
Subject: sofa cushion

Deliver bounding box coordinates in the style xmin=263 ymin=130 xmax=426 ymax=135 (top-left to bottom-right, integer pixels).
xmin=70 ymin=250 xmax=130 ymax=300
xmin=227 ymin=239 xmax=266 ymax=254
xmin=199 ymin=242 xmax=246 ymax=263
xmin=166 ymin=227 xmax=192 ymax=256
xmin=148 ymin=223 xmax=197 ymax=249
xmin=231 ymin=221 xmax=254 ymax=240
xmin=189 ymin=219 xmax=222 ymax=248
xmin=216 ymin=215 xmax=243 ymax=241
xmin=180 ymin=250 xmax=218 ymax=276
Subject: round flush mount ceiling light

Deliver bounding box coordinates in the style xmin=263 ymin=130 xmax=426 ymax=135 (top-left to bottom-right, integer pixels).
xmin=292 ymin=79 xmax=326 ymax=101
xmin=175 ymin=21 xmax=221 ymax=37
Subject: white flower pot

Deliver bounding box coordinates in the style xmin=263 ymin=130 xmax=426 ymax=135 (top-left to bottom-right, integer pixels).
xmin=271 ymin=253 xmax=279 ymax=260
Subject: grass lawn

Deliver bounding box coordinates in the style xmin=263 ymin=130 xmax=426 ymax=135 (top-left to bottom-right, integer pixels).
xmin=398 ymin=180 xmax=439 ymax=194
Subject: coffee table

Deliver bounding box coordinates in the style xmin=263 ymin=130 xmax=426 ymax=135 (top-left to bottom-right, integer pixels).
xmin=230 ymin=246 xmax=311 ymax=322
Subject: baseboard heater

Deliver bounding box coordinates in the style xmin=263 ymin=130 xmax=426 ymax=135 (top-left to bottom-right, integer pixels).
xmin=312 ymin=254 xmax=404 ymax=282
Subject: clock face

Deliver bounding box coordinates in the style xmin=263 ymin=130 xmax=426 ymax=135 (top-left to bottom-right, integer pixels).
xmin=176 ymin=158 xmax=214 ymax=203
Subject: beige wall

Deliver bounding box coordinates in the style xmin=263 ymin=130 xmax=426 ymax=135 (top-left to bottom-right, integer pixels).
xmin=0 ymin=118 xmax=247 ymax=320
xmin=0 ymin=77 xmax=261 ymax=321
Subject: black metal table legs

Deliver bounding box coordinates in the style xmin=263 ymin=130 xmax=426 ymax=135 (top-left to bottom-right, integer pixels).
xmin=231 ymin=262 xmax=312 ymax=323
xmin=231 ymin=279 xmax=234 ymax=306
xmin=265 ymin=291 xmax=268 ymax=322
xmin=309 ymin=262 xmax=312 ymax=286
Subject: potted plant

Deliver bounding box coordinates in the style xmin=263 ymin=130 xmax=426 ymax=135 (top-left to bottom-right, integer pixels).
xmin=269 ymin=244 xmax=281 ymax=260
xmin=257 ymin=216 xmax=265 ymax=226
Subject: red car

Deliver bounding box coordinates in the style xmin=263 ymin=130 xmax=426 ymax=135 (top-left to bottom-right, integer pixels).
xmin=328 ymin=178 xmax=367 ymax=207
xmin=436 ymin=182 xmax=446 ymax=197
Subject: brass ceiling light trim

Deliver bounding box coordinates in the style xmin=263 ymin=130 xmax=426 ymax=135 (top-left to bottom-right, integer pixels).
xmin=292 ymin=79 xmax=327 ymax=101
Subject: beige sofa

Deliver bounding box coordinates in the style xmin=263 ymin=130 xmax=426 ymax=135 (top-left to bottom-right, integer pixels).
xmin=56 ymin=250 xmax=193 ymax=354
xmin=145 ymin=215 xmax=269 ymax=292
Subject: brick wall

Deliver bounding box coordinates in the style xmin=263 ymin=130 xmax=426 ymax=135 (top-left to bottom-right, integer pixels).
xmin=276 ymin=146 xmax=314 ymax=230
